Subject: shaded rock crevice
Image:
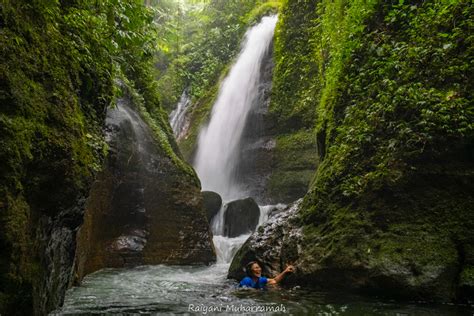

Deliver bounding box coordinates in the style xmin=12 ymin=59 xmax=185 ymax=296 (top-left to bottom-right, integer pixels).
xmin=34 ymin=197 xmax=88 ymax=314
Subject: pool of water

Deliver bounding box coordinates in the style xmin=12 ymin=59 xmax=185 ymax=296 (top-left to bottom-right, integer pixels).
xmin=55 ymin=263 xmax=473 ymax=315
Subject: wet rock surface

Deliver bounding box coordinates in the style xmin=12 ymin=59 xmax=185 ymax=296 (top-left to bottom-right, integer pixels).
xmin=74 ymin=100 xmax=215 ymax=281
xmin=35 ymin=199 xmax=87 ymax=314
xmin=202 ymin=191 xmax=222 ymax=223
xmin=228 ymin=199 xmax=302 ymax=281
xmin=223 ymin=197 xmax=260 ymax=238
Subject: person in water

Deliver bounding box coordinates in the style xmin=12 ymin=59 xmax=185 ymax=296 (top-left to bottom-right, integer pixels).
xmin=239 ymin=261 xmax=295 ymax=289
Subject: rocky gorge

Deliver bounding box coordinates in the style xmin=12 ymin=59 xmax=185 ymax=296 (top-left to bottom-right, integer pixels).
xmin=1 ymin=0 xmax=473 ymax=314
xmin=168 ymin=0 xmax=474 ymax=305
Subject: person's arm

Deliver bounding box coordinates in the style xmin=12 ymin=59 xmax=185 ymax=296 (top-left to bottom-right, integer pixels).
xmin=267 ymin=265 xmax=295 ymax=285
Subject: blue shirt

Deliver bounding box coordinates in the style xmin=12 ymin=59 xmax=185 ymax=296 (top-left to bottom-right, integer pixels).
xmin=239 ymin=276 xmax=268 ymax=289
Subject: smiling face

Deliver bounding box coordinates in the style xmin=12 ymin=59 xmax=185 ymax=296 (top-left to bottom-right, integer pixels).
xmin=250 ymin=263 xmax=262 ymax=278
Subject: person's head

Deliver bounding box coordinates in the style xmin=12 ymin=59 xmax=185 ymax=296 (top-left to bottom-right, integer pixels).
xmin=245 ymin=261 xmax=262 ymax=278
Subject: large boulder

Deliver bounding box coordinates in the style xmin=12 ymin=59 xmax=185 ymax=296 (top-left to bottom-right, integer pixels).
xmin=223 ymin=197 xmax=260 ymax=237
xmin=228 ymin=200 xmax=302 ymax=281
xmin=74 ymin=100 xmax=215 ymax=281
xmin=202 ymin=191 xmax=222 ymax=223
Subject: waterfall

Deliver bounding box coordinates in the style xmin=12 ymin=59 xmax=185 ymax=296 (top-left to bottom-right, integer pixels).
xmin=194 ymin=15 xmax=278 ymax=201
xmin=169 ymin=90 xmax=191 ymax=139
xmin=191 ymin=16 xmax=278 ymax=264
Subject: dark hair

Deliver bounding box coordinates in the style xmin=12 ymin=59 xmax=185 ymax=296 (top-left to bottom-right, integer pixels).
xmin=245 ymin=261 xmax=259 ymax=276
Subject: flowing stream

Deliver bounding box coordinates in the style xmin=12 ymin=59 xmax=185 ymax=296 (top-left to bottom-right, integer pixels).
xmin=56 ymin=16 xmax=473 ymax=315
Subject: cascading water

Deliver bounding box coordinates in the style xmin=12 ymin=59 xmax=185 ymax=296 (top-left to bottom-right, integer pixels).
xmin=194 ymin=16 xmax=278 ymax=270
xmin=169 ymin=90 xmax=191 ymax=139
xmin=194 ymin=15 xmax=278 ymax=201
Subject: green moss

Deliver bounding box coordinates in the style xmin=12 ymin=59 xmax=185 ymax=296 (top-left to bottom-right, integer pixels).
xmin=373 ymin=229 xmax=457 ymax=267
xmin=291 ymin=0 xmax=474 ymax=220
xmin=267 ymin=129 xmax=318 ymax=202
xmin=265 ymin=0 xmax=322 ymax=201
xmin=268 ymin=170 xmax=315 ymax=203
xmin=314 ymin=0 xmax=378 ymax=143
xmin=0 ymin=194 xmax=38 ymax=315
xmin=460 ymin=266 xmax=474 ymax=287
xmin=1 ymin=1 xmax=113 ymax=309
xmin=178 ymin=83 xmax=219 ymax=160
xmin=274 ymin=129 xmax=318 ymax=170
xmin=0 ymin=0 xmax=177 ymax=313
xmin=244 ymin=1 xmax=282 ymax=25
xmin=269 ymin=0 xmax=319 ymax=132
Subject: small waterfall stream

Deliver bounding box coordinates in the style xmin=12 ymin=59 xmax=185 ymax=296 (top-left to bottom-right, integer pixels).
xmin=169 ymin=90 xmax=191 ymax=139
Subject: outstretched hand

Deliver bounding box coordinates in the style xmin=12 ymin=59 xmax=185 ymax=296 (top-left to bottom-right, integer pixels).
xmin=284 ymin=264 xmax=295 ymax=273
xmin=268 ymin=264 xmax=296 ymax=285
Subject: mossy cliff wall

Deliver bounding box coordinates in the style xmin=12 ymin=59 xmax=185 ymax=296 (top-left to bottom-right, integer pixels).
xmin=0 ymin=2 xmax=113 ymax=314
xmin=0 ymin=1 xmax=213 ymax=314
xmin=231 ymin=0 xmax=474 ymax=301
xmin=267 ymin=0 xmax=320 ymax=202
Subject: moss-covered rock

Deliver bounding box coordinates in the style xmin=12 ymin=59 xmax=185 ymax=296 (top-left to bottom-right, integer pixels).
xmin=265 ymin=0 xmax=320 ymax=202
xmin=267 ymin=130 xmax=318 ymax=202
xmin=300 ymin=0 xmax=473 ymax=301
xmin=74 ymin=97 xmax=215 ymax=280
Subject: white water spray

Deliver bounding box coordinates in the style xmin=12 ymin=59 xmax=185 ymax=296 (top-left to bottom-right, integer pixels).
xmin=194 ymin=16 xmax=278 ymax=201
xmin=211 ymin=202 xmax=286 ymax=264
